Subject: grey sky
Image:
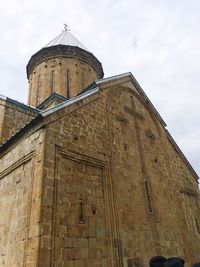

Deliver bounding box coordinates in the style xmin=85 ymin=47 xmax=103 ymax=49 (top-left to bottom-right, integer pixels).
xmin=0 ymin=0 xmax=199 ymax=177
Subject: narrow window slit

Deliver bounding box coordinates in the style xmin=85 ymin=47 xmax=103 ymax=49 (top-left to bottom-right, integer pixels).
xmin=144 ymin=180 xmax=153 ymax=213
xmin=51 ymin=70 xmax=55 ymax=93
xmin=81 ymin=72 xmax=84 ymax=90
xmin=36 ymin=75 xmax=41 ymax=106
xmin=66 ymin=69 xmax=70 ymax=98
xmin=79 ymin=201 xmax=84 ymax=224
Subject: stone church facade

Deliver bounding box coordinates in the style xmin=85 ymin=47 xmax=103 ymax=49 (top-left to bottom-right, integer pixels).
xmin=0 ymin=28 xmax=199 ymax=267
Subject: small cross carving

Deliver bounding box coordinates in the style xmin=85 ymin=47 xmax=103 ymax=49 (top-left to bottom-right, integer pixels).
xmin=115 ymin=114 xmax=128 ymax=125
xmin=124 ymin=95 xmax=145 ymax=121
xmin=124 ymin=105 xmax=144 ymax=121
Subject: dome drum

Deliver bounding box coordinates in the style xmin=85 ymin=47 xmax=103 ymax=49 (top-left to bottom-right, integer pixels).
xmin=26 ymin=45 xmax=104 ymax=79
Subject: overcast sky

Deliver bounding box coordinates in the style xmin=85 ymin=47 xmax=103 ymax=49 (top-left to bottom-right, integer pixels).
xmin=0 ymin=0 xmax=199 ymax=178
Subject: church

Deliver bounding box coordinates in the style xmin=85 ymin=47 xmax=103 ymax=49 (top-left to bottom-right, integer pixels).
xmin=0 ymin=27 xmax=199 ymax=267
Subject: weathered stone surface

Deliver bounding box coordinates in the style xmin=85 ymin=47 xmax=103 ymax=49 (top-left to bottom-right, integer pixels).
xmin=37 ymin=83 xmax=199 ymax=266
xmin=0 ymin=97 xmax=37 ymax=143
xmin=0 ymin=129 xmax=45 ymax=267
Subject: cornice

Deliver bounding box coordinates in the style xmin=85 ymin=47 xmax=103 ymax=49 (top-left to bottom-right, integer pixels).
xmin=26 ymin=45 xmax=104 ymax=79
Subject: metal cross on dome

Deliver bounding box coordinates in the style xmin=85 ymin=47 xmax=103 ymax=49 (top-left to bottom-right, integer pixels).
xmin=63 ymin=23 xmax=70 ymax=31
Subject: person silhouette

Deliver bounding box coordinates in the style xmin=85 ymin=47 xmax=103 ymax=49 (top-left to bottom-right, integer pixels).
xmin=149 ymin=256 xmax=167 ymax=267
xmin=164 ymin=257 xmax=185 ymax=267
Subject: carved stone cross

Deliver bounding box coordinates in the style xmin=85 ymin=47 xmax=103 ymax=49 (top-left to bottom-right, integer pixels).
xmin=124 ymin=105 xmax=144 ymax=121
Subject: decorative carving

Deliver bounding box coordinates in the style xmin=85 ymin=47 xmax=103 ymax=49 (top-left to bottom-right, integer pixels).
xmin=107 ymin=85 xmax=162 ymax=135
xmin=145 ymin=128 xmax=156 ymax=144
xmin=123 ymin=143 xmax=128 ymax=151
xmin=58 ymin=148 xmax=107 ymax=168
xmin=124 ymin=105 xmax=144 ymax=121
xmin=116 ymin=114 xmax=129 ymax=125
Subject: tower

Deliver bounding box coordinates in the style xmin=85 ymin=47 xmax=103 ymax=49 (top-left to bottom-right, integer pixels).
xmin=26 ymin=27 xmax=104 ymax=107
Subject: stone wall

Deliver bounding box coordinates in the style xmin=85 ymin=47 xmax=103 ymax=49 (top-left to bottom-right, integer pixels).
xmin=165 ymin=135 xmax=200 ymax=263
xmin=0 ymin=98 xmax=37 ymax=144
xmin=0 ymin=128 xmax=45 ymax=267
xmin=38 ymin=82 xmax=199 ymax=267
xmin=0 ymin=80 xmax=199 ymax=267
xmin=38 ymin=90 xmax=110 ymax=266
xmin=105 ymin=85 xmax=199 ymax=265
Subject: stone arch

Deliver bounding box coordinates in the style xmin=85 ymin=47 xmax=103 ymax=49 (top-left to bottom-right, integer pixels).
xmin=106 ymin=85 xmax=162 ymax=136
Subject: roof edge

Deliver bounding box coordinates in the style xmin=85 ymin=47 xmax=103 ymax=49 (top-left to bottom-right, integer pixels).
xmin=0 ymin=94 xmax=7 ymax=100
xmin=44 ymin=30 xmax=90 ymax=52
xmin=0 ymin=114 xmax=44 ymax=156
xmin=0 ymin=86 xmax=99 ymax=154
xmin=1 ymin=94 xmax=39 ymax=114
xmin=41 ymin=86 xmax=99 ymax=117
xmin=6 ymin=97 xmax=40 ymax=113
xmin=166 ymin=129 xmax=199 ymax=181
xmin=37 ymin=92 xmax=67 ymax=109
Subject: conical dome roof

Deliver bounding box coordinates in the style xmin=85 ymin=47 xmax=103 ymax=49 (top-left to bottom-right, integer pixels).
xmin=27 ymin=27 xmax=104 ymax=82
xmin=44 ymin=28 xmax=89 ymax=52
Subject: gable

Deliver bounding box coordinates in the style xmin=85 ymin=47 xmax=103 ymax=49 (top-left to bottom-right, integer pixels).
xmin=37 ymin=92 xmax=67 ymax=110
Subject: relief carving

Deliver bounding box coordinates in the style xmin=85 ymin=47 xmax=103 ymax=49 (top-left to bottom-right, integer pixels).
xmin=145 ymin=128 xmax=156 ymax=144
